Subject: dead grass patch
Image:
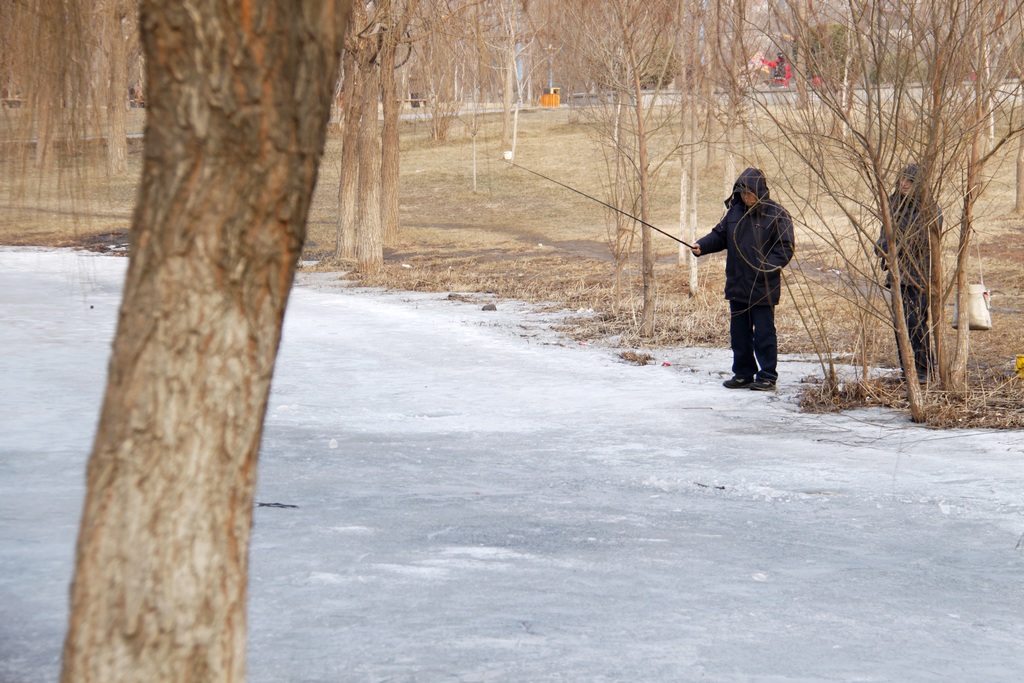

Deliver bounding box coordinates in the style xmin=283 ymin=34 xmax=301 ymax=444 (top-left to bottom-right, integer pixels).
xmin=799 ymin=371 xmax=1024 ymax=429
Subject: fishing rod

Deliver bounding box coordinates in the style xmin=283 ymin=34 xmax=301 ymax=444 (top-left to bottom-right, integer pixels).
xmin=502 ymin=151 xmax=695 ymax=249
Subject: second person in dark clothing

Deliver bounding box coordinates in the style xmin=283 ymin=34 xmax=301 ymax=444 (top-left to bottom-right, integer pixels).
xmin=691 ymin=168 xmax=796 ymax=391
xmin=876 ymin=163 xmax=940 ymax=383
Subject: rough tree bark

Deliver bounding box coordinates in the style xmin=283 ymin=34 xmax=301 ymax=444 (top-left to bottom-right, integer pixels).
xmin=60 ymin=2 xmax=352 ymax=682
xmin=379 ymin=0 xmax=418 ymax=247
xmin=336 ymin=50 xmax=362 ymax=260
xmin=356 ymin=61 xmax=384 ymax=273
xmin=379 ymin=12 xmax=401 ymax=247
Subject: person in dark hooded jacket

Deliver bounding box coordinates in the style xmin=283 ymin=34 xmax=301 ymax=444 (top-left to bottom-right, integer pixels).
xmin=876 ymin=163 xmax=941 ymax=383
xmin=691 ymin=168 xmax=795 ymax=391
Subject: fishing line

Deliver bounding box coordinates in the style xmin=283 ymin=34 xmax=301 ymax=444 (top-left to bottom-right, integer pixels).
xmin=503 ymin=154 xmax=695 ymax=249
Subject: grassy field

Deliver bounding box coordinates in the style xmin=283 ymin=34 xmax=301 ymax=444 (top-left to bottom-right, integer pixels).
xmin=2 ymin=104 xmax=1022 ymax=425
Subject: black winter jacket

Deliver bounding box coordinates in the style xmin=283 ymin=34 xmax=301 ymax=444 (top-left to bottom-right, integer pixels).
xmin=695 ymin=168 xmax=795 ymax=306
xmin=876 ymin=190 xmax=940 ymax=291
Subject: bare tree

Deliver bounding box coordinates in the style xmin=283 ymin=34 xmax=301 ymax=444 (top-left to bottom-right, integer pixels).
xmin=336 ymin=50 xmax=362 ymax=260
xmin=379 ymin=0 xmax=419 ymax=246
xmin=356 ymin=47 xmax=384 ymax=273
xmin=459 ymin=1 xmax=492 ymax=192
xmin=338 ymin=0 xmax=429 ymax=263
xmin=562 ymin=0 xmax=682 ymax=336
xmin=711 ymin=0 xmax=753 ymax=197
xmin=57 ymin=2 xmax=353 ymax=681
xmin=335 ymin=1 xmax=387 ymax=273
xmin=942 ymin=0 xmax=1024 ymax=390
xmin=5 ymin=1 xmax=93 ymax=169
xmin=0 ymin=1 xmax=31 ymax=166
xmin=416 ymin=2 xmax=469 ymax=142
xmin=494 ymin=0 xmax=526 ymax=150
xmin=103 ymin=0 xmax=137 ymax=176
xmin=677 ymin=0 xmax=704 ymax=291
xmin=757 ymin=0 xmax=1024 ymax=417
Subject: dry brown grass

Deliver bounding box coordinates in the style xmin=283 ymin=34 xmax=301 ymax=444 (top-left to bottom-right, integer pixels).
xmin=799 ymin=372 xmax=1024 ymax=429
xmin=2 ymin=105 xmax=1022 ymax=427
xmin=618 ymin=350 xmax=655 ymax=366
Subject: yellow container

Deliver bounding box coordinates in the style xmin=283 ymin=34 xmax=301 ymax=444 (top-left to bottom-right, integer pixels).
xmin=1016 ymin=354 xmax=1024 ymax=379
xmin=540 ymin=87 xmax=560 ymax=107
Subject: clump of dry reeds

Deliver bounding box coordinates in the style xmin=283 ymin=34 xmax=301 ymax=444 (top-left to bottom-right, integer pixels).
xmin=798 ymin=371 xmax=1024 ymax=429
xmin=925 ymin=374 xmax=1024 ymax=429
xmin=618 ymin=351 xmax=654 ymax=365
xmin=798 ymin=376 xmax=908 ymax=413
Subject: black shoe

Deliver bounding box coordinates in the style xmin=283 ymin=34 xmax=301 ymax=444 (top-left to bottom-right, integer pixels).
xmin=723 ymin=376 xmax=754 ymax=389
xmin=749 ymin=379 xmax=777 ymax=391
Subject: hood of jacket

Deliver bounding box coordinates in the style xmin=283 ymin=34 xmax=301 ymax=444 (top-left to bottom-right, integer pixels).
xmin=727 ymin=167 xmax=770 ymax=208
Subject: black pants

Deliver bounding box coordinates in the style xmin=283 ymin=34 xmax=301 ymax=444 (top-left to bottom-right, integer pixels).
xmin=898 ymin=286 xmax=931 ymax=381
xmin=729 ymin=301 xmax=778 ymax=382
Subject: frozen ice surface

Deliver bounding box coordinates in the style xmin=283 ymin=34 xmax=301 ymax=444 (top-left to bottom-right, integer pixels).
xmin=2 ymin=248 xmax=1023 ymax=682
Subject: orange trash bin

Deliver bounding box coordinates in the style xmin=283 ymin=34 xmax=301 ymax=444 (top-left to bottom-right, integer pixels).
xmin=541 ymin=87 xmax=560 ymax=107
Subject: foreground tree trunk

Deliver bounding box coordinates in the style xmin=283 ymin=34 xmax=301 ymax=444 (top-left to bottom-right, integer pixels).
xmin=61 ymin=2 xmax=351 ymax=682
